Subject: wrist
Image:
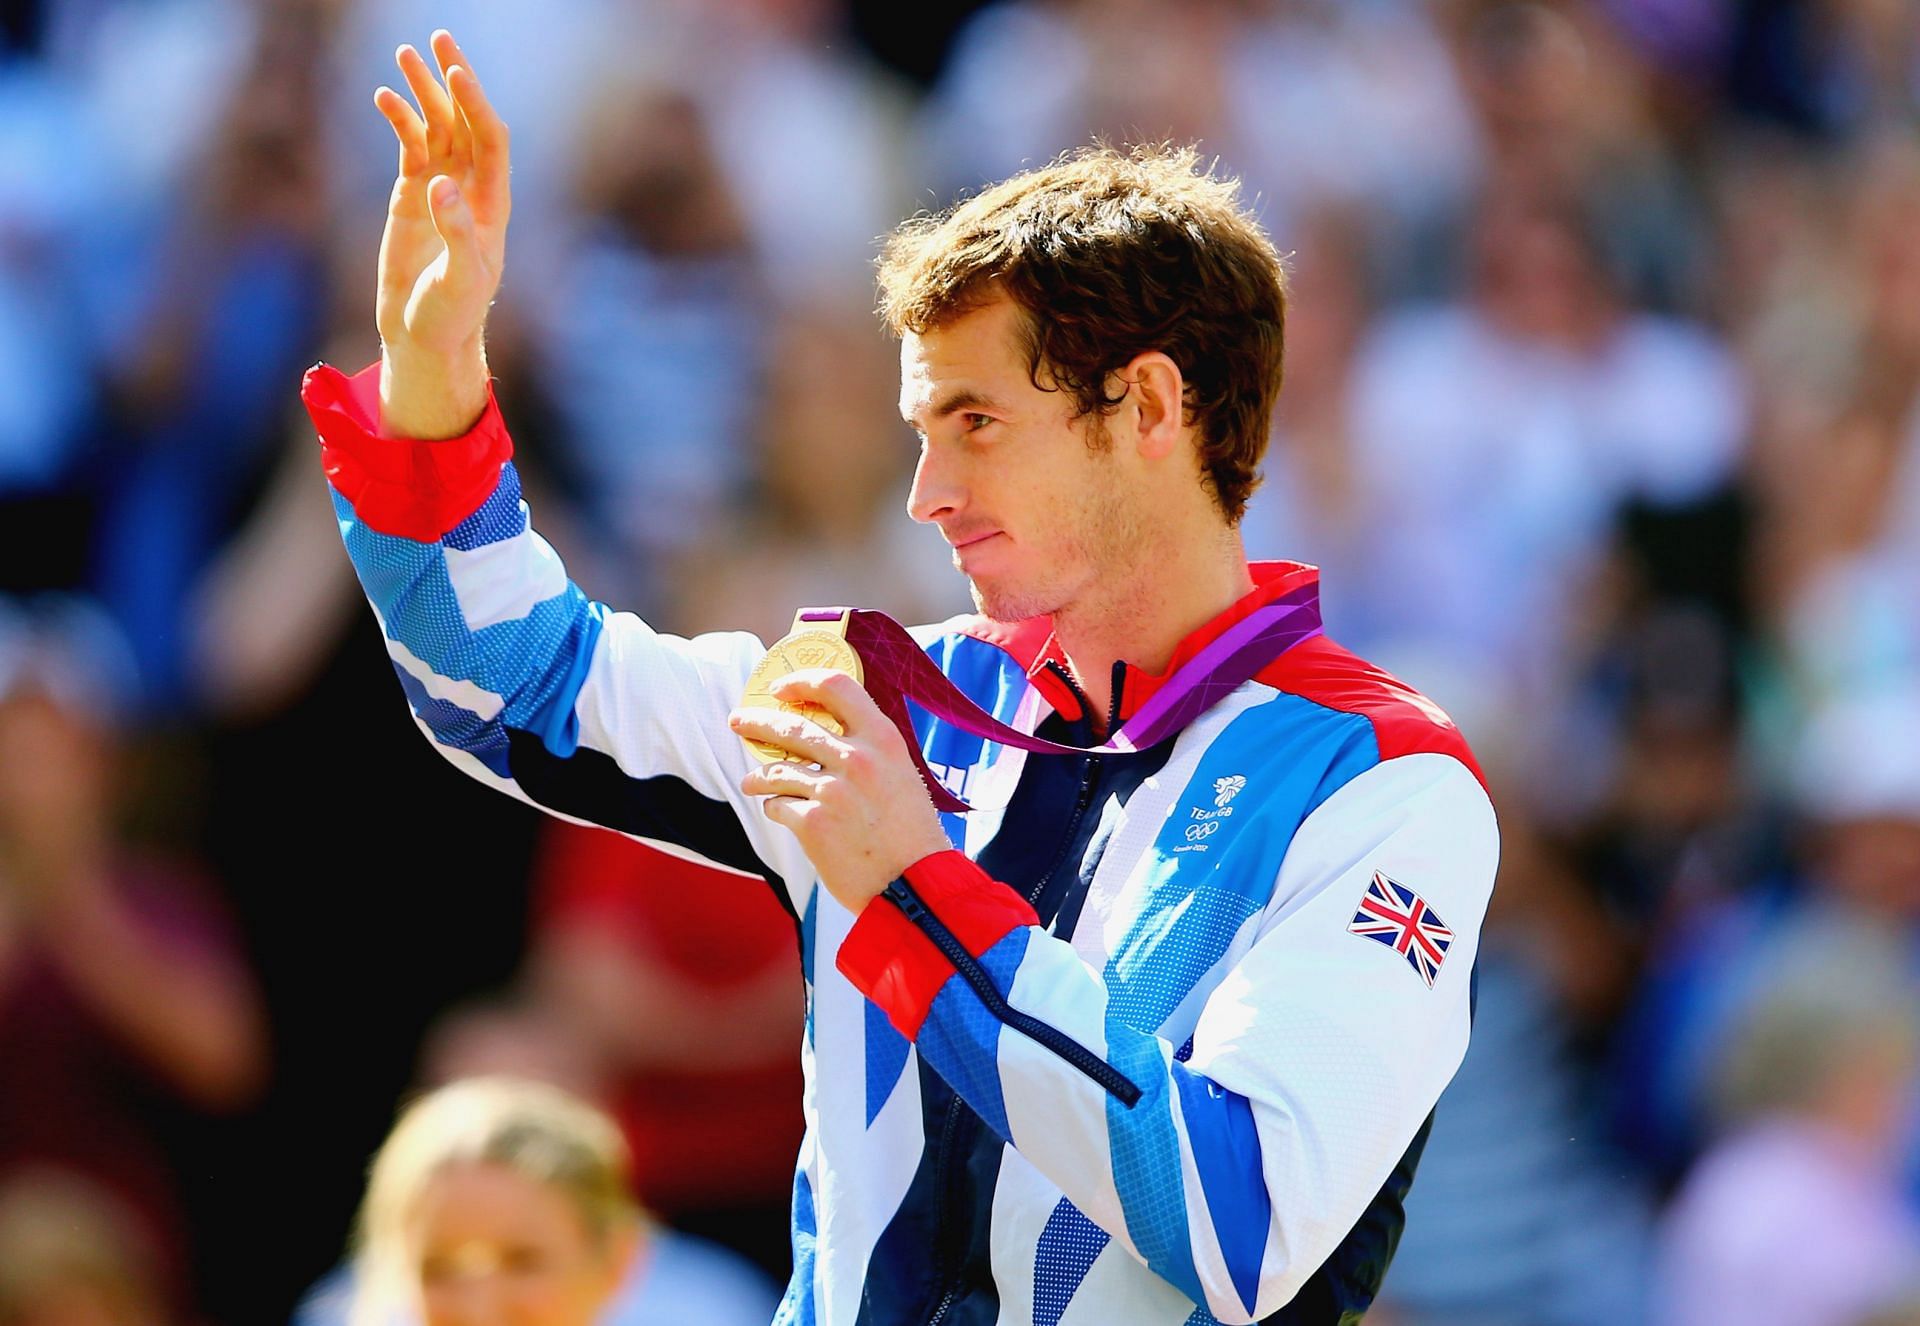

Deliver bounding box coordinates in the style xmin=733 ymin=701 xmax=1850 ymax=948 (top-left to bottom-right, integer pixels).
xmin=378 ymin=336 xmax=490 ymax=440
xmin=849 ymin=836 xmax=957 ymax=913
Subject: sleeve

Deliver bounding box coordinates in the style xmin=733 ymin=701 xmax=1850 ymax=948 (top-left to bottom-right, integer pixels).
xmin=835 ymin=750 xmax=1497 ymax=1323
xmin=302 ymin=359 xmax=816 ymax=912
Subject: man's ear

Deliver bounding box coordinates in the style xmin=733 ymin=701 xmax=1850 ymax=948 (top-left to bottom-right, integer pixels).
xmin=1120 ymin=352 xmax=1185 ymax=460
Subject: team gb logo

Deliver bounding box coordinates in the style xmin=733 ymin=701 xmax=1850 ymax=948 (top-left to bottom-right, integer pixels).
xmin=1213 ymin=775 xmax=1247 ymax=808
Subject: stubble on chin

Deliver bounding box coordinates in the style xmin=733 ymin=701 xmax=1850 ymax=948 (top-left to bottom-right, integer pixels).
xmin=967 ymin=576 xmax=1058 ymax=625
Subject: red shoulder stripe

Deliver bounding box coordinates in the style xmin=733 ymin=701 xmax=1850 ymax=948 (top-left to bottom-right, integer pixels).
xmin=1257 ymin=635 xmax=1488 ymax=791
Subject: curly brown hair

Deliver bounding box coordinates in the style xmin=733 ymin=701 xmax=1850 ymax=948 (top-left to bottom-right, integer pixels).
xmin=876 ymin=144 xmax=1287 ymax=522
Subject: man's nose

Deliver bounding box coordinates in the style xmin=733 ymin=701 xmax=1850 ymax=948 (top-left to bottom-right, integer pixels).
xmin=906 ymin=443 xmax=963 ymax=526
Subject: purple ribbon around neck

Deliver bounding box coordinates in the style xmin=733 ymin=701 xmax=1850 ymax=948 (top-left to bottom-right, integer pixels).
xmin=796 ymin=586 xmax=1322 ymax=812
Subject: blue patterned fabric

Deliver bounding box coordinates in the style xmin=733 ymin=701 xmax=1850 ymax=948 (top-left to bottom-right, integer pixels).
xmin=916 ymin=928 xmax=1033 ymax=1140
xmin=1034 ymin=1200 xmax=1112 ymax=1326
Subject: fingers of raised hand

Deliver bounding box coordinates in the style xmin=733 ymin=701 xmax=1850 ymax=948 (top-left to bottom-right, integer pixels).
xmin=428 ymin=28 xmax=472 ymax=83
xmin=729 ymin=707 xmax=853 ymax=769
xmin=446 ymin=67 xmax=509 ymax=212
xmin=427 ymin=33 xmax=478 ymax=163
xmin=396 ymin=43 xmax=459 ymax=159
xmin=373 ymin=86 xmax=429 ymax=176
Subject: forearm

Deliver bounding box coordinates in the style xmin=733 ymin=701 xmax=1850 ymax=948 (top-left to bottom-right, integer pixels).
xmin=304 ymin=358 xmax=818 ymax=903
xmin=38 ymin=876 xmax=265 ymax=1109
xmin=379 ymin=335 xmax=490 ymax=440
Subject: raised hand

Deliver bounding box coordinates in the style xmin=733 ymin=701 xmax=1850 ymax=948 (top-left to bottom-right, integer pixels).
xmin=371 ymin=30 xmax=510 ymax=438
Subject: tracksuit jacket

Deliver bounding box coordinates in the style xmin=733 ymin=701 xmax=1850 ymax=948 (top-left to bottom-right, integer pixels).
xmin=302 ymin=359 xmax=1499 ymax=1326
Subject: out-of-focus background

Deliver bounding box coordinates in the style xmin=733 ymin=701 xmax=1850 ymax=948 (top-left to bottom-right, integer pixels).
xmin=1 ymin=0 xmax=1919 ymax=1322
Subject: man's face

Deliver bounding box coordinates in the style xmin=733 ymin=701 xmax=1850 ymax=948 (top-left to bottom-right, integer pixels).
xmin=900 ymin=295 xmax=1144 ymax=623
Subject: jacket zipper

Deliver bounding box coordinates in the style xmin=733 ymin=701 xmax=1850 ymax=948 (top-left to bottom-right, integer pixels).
xmin=1030 ymin=657 xmax=1115 ymax=904
xmin=888 ymin=879 xmax=1142 ymax=1106
xmin=916 ymin=659 xmax=1139 ymax=1325
xmin=923 ymin=1093 xmax=967 ymax=1326
xmin=1029 ymin=747 xmax=1102 ymax=908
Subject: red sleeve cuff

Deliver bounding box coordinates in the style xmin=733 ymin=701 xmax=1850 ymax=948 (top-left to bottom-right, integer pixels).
xmin=834 ymin=851 xmax=1039 ymax=1040
xmin=301 ymin=358 xmax=514 ymax=542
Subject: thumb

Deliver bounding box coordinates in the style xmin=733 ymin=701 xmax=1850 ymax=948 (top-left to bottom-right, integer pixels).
xmin=426 ymin=174 xmax=480 ymax=282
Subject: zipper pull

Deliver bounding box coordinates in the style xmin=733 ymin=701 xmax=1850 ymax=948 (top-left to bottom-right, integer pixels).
xmin=885 ymin=877 xmax=926 ymax=920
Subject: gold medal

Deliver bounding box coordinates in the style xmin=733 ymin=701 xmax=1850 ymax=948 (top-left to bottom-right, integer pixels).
xmin=740 ymin=610 xmax=865 ymax=763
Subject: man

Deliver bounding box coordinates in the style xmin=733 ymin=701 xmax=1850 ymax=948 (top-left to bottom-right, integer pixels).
xmin=304 ymin=29 xmax=1497 ymax=1325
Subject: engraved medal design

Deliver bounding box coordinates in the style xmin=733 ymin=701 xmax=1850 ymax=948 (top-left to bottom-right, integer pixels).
xmin=740 ymin=611 xmax=866 ymax=764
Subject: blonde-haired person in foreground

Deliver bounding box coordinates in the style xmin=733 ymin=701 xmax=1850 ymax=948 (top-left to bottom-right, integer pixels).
xmin=302 ymin=1078 xmax=773 ymax=1326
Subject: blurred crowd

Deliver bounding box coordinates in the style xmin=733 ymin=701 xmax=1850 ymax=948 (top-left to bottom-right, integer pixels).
xmin=3 ymin=0 xmax=1920 ymax=1321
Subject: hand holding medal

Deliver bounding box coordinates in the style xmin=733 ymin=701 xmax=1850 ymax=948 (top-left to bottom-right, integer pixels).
xmin=737 ymin=611 xmax=866 ymax=764
xmin=729 ymin=611 xmax=951 ymax=913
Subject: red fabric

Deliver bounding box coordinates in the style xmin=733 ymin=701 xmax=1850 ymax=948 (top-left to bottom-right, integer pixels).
xmin=300 ymin=358 xmax=513 ymax=541
xmin=538 ymin=823 xmax=794 ymax=987
xmin=835 ymin=851 xmax=1038 ymax=1039
xmin=1257 ymin=634 xmax=1489 ymax=792
xmin=952 ymin=615 xmax=1087 ymax=719
xmin=535 ymin=825 xmax=803 ymax=1208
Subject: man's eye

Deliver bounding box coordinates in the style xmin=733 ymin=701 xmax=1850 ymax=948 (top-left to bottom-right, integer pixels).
xmin=962 ymin=413 xmax=992 ymax=432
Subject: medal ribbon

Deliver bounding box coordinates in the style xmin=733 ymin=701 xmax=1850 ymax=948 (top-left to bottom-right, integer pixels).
xmin=796 ymin=585 xmax=1322 ymax=812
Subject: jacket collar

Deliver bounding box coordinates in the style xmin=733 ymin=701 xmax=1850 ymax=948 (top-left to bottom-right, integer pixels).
xmin=1021 ymin=561 xmax=1321 ymax=726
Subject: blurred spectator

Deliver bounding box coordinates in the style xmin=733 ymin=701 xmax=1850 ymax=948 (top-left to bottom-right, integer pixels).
xmin=670 ymin=303 xmax=973 ymax=641
xmin=666 ymin=0 xmax=917 ymax=305
xmin=1241 ymin=204 xmax=1381 ymax=587
xmin=1573 ymin=599 xmax=1775 ymax=950
xmin=421 ymin=821 xmax=806 ymax=1281
xmin=1373 ymin=951 xmax=1658 ymax=1326
xmin=1447 ymin=1 xmax=1705 ymax=307
xmin=0 ymin=44 xmax=96 ymax=493
xmin=1725 ymin=0 xmax=1920 ymax=137
xmin=1653 ymin=911 xmax=1920 ymax=1326
xmin=298 ymin=1076 xmax=776 ymax=1326
xmin=0 ymin=23 xmax=111 ymax=591
xmin=1763 ymin=136 xmax=1920 ymax=716
xmin=0 ymin=596 xmax=265 ymax=1311
xmin=36 ymin=0 xmax=256 ymax=211
xmin=88 ymin=4 xmax=334 ymax=706
xmin=531 ymin=78 xmax=764 ymax=614
xmin=923 ymin=0 xmax=1479 ymax=258
xmin=0 ymin=1169 xmax=178 ymax=1326
xmin=1615 ymin=685 xmax=1920 ymax=1183
xmin=525 ymin=827 xmax=801 ymax=1276
xmin=1337 ymin=182 xmax=1745 ymax=816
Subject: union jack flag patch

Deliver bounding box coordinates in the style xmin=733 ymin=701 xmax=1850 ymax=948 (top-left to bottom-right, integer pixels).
xmin=1348 ymin=872 xmax=1453 ymax=987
